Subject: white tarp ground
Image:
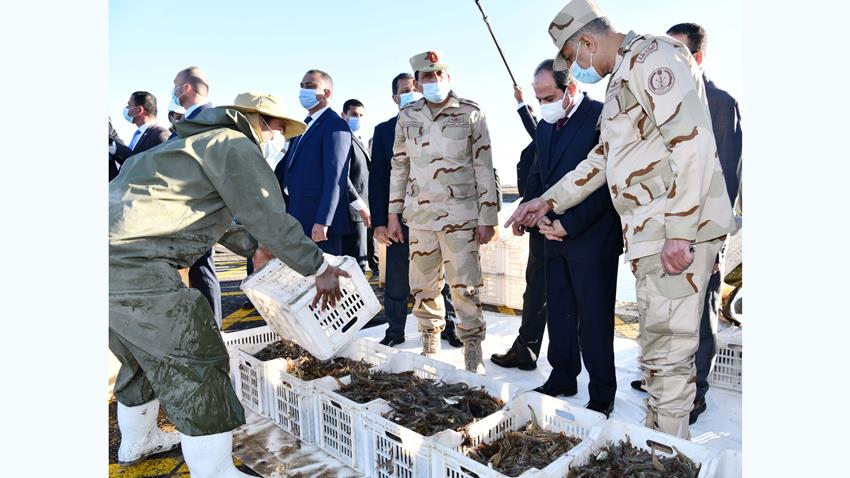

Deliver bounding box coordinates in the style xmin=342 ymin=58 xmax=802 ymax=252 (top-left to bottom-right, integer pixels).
xmin=354 ymin=311 xmax=742 ymax=452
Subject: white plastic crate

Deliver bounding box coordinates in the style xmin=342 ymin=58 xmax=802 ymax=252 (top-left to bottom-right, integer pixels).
xmin=232 ymin=343 xmax=277 ymax=418
xmin=266 ymin=338 xmax=398 ymax=444
xmin=364 ymin=368 xmax=522 ymax=478
xmin=701 ymin=449 xmax=742 ymax=478
xmin=479 ymin=241 xmax=506 ymax=275
xmin=709 ymin=325 xmax=742 ymax=392
xmin=480 ymin=273 xmax=506 ymax=307
xmin=315 ymin=352 xmax=456 ymax=473
xmin=567 ymin=419 xmax=720 ymax=477
xmin=503 ymin=235 xmax=529 ymax=278
xmin=431 ymin=391 xmax=607 ymax=478
xmin=241 ymin=254 xmax=381 ymax=360
xmin=221 ymin=325 xmax=278 ymax=352
xmin=504 ymin=275 xmax=526 ymax=310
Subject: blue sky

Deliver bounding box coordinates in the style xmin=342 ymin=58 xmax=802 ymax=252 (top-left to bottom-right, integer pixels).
xmin=109 ymin=0 xmax=742 ymax=186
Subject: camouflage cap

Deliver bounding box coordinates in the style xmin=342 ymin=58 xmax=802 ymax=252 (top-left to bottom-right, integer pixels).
xmin=548 ymin=0 xmax=605 ymax=71
xmin=409 ymin=51 xmax=449 ymax=74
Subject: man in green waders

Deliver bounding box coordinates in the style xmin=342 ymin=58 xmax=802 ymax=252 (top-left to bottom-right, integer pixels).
xmin=109 ymin=92 xmax=348 ymax=477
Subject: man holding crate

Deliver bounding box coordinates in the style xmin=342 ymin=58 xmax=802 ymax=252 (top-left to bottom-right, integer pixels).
xmin=110 ymin=92 xmax=347 ymax=477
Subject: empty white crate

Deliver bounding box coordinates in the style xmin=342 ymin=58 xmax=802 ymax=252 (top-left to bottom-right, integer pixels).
xmin=221 ymin=325 xmax=278 ymax=352
xmin=266 ymin=338 xmax=398 ymax=444
xmin=431 ymin=391 xmax=607 ymax=478
xmin=504 ymin=275 xmax=526 ymax=310
xmin=241 ymin=254 xmax=381 ymax=360
xmin=315 ymin=352 xmax=456 ymax=474
xmin=709 ymin=325 xmax=742 ymax=392
xmin=364 ymin=368 xmax=522 ymax=478
xmin=567 ymin=419 xmax=720 ymax=476
xmin=479 ymin=237 xmax=529 ymax=278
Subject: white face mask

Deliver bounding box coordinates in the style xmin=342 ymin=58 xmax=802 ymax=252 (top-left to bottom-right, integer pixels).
xmin=262 ymin=132 xmax=286 ymax=168
xmin=422 ymin=80 xmax=450 ymax=103
xmin=539 ymin=95 xmax=568 ymax=123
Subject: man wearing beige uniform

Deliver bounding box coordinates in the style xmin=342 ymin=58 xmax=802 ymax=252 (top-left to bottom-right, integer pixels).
xmin=387 ymin=51 xmax=498 ymax=373
xmin=507 ymin=0 xmax=736 ymax=437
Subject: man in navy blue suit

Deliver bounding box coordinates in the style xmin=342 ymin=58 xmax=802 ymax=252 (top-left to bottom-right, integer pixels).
xmin=171 ymin=66 xmax=222 ymax=326
xmin=369 ymin=72 xmax=463 ymax=349
xmin=522 ymin=60 xmax=622 ymax=417
xmin=275 ymin=69 xmax=352 ymax=255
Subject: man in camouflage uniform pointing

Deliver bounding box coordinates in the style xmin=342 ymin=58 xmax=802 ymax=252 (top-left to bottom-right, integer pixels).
xmin=386 ymin=51 xmax=498 ymax=374
xmin=507 ymin=0 xmax=736 ymax=438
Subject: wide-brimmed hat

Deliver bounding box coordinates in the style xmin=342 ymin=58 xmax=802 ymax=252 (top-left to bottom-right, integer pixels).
xmin=223 ymin=92 xmax=307 ymax=139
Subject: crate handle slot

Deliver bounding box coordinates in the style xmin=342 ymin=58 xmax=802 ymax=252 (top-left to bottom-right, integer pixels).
xmin=460 ymin=466 xmax=481 ymax=478
xmin=330 ymin=400 xmax=342 ymax=409
xmin=341 ymin=316 xmax=358 ymax=333
xmin=646 ymin=440 xmax=674 ymax=455
xmin=555 ymin=409 xmax=576 ymax=422
xmin=385 ymin=431 xmax=402 ymax=443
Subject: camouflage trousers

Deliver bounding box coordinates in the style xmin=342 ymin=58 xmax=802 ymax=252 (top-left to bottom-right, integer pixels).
xmin=408 ymin=227 xmax=486 ymax=342
xmin=632 ymin=238 xmax=723 ymax=439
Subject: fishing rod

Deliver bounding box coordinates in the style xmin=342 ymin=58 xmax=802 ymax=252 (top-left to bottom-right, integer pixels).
xmin=473 ymin=0 xmax=518 ymax=87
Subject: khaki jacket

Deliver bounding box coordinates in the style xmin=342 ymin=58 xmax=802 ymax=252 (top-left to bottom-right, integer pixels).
xmin=109 ymin=107 xmax=324 ymax=293
xmin=541 ymin=32 xmax=736 ymax=260
xmin=389 ymin=91 xmax=498 ymax=231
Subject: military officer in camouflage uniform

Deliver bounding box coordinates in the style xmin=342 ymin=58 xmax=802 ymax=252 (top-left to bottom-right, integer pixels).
xmin=507 ymin=0 xmax=736 ymax=438
xmin=110 ymin=92 xmax=347 ymax=476
xmin=386 ymin=51 xmax=499 ymax=373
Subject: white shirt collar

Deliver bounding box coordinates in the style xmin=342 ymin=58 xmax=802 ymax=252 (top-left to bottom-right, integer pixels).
xmin=184 ymin=101 xmax=209 ymax=119
xmin=136 ymin=120 xmax=156 ymax=135
xmin=306 ymin=105 xmax=330 ymax=130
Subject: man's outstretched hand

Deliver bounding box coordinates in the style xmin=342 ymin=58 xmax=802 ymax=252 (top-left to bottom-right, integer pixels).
xmin=504 ymin=197 xmax=553 ymax=229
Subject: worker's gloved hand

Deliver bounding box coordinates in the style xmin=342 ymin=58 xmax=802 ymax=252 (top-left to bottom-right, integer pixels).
xmin=313 ymin=265 xmax=351 ymax=310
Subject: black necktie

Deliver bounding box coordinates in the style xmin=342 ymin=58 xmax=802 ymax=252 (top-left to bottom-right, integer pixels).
xmin=554 ymin=117 xmax=568 ymax=132
xmin=305 ymin=116 xmax=313 ymax=125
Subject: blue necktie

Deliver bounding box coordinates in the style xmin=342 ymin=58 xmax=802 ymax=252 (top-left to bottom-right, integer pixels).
xmin=129 ymin=129 xmax=142 ymax=150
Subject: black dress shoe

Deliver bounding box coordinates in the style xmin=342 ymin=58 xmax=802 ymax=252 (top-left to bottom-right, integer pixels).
xmin=630 ymin=379 xmax=646 ymax=393
xmin=490 ymin=343 xmax=537 ymax=370
xmin=690 ymin=398 xmax=707 ymax=425
xmin=533 ymin=381 xmax=578 ymax=398
xmin=586 ymin=400 xmax=615 ymax=418
xmin=379 ymin=335 xmax=405 ymax=347
xmin=240 ymin=299 xmax=255 ymax=310
xmin=441 ymin=329 xmax=463 ymax=348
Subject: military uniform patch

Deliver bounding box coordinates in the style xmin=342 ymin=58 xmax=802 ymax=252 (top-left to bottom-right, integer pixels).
xmin=635 ymin=40 xmax=658 ymax=64
xmin=648 ymin=67 xmax=675 ymax=95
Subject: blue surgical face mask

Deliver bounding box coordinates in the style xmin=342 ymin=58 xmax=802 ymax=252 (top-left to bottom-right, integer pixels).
xmin=299 ymin=88 xmax=321 ymax=110
xmin=122 ymin=106 xmax=137 ymax=123
xmin=422 ymin=80 xmax=450 ymax=103
xmin=172 ymin=83 xmax=187 ymax=107
xmin=347 ymin=117 xmax=361 ymax=133
xmin=570 ymin=43 xmax=603 ymax=84
xmin=398 ymin=91 xmax=423 ymax=109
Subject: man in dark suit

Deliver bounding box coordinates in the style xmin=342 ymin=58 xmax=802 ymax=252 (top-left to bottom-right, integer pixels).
xmin=628 ymin=23 xmax=744 ymax=424
xmin=111 ymin=91 xmax=171 ymax=168
xmin=274 ymin=69 xmax=352 ymax=255
xmin=490 ymin=86 xmax=549 ymax=370
xmin=341 ymin=99 xmax=373 ymax=272
xmin=369 ymin=72 xmax=463 ymax=348
xmin=171 ymin=66 xmax=222 ymax=326
xmin=524 ymin=60 xmax=622 ymax=417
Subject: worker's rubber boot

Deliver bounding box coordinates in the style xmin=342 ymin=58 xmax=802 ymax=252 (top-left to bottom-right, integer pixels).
xmin=116 ymin=399 xmax=180 ymax=465
xmin=421 ymin=330 xmax=441 ymax=358
xmin=180 ymin=431 xmax=254 ymax=477
xmin=463 ymin=339 xmax=486 ymax=375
